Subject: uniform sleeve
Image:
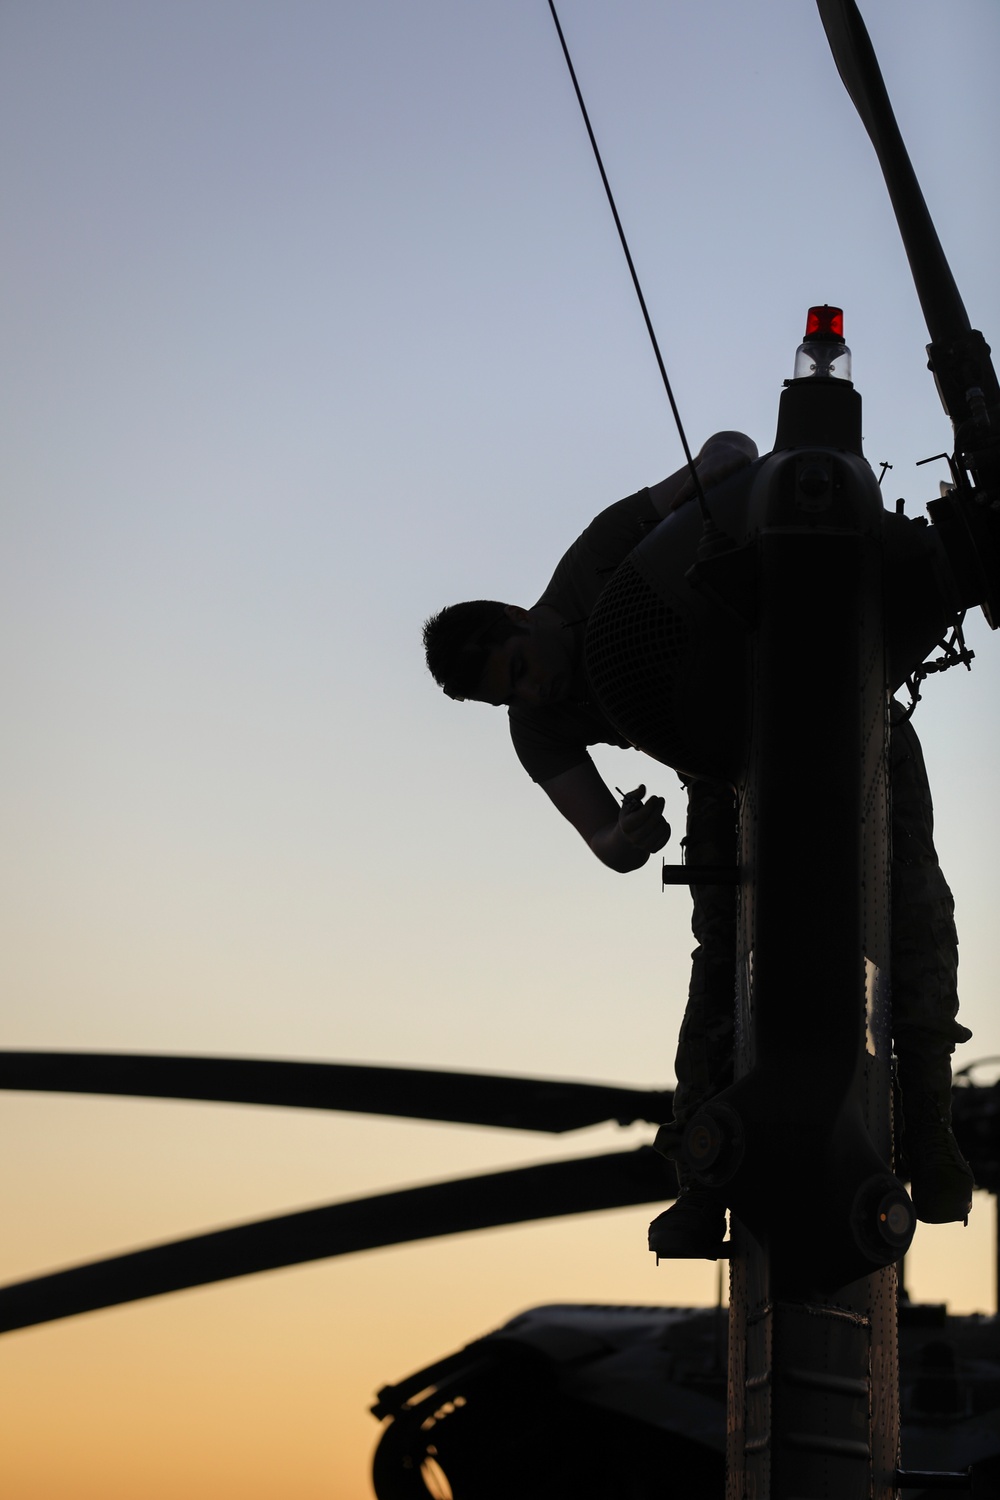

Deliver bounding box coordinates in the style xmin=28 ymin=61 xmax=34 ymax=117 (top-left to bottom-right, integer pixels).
xmin=508 ymin=702 xmax=632 ymax=784
xmin=508 ymin=706 xmax=593 ymax=784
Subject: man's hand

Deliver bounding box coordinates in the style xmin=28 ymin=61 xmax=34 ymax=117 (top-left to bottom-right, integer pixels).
xmin=541 ymin=762 xmax=670 ymax=872
xmin=618 ymin=784 xmax=671 ymax=853
xmin=669 ymin=432 xmax=759 ymax=511
xmin=688 ymin=432 xmax=759 ymax=496
xmin=650 ymin=430 xmax=758 ymax=517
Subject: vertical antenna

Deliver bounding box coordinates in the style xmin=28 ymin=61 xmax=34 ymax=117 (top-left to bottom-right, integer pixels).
xmin=546 ymin=0 xmax=711 ymax=522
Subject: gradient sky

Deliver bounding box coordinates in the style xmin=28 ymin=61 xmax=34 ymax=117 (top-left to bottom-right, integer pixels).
xmin=2 ymin=3 xmax=999 ymax=1496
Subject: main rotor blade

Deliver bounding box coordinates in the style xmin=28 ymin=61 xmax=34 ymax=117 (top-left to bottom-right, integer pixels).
xmin=0 ymin=1051 xmax=670 ymax=1134
xmin=0 ymin=1146 xmax=670 ymax=1334
xmin=816 ymin=0 xmax=969 ymax=346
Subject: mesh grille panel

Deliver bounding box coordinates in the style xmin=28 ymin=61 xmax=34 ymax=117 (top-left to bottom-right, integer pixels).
xmin=584 ymin=555 xmax=692 ymax=759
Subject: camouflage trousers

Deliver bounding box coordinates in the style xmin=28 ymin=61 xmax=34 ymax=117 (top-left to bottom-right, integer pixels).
xmin=671 ymin=705 xmax=972 ymax=1127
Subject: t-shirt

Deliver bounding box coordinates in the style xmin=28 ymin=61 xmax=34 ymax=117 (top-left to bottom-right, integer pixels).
xmin=509 ymin=487 xmax=661 ymax=784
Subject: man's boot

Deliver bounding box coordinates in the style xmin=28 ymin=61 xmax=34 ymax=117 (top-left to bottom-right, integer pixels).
xmin=648 ymin=1186 xmax=728 ymax=1259
xmin=896 ymin=1050 xmax=974 ymax=1224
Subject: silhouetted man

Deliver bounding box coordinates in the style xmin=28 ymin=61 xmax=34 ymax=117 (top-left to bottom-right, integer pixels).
xmin=423 ymin=433 xmax=973 ymax=1256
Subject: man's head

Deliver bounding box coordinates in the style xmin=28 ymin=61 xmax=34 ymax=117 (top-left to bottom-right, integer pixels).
xmin=423 ymin=600 xmax=575 ymax=708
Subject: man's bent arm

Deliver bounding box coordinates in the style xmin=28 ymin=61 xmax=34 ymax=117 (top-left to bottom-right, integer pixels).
xmin=540 ymin=761 xmax=669 ymax=873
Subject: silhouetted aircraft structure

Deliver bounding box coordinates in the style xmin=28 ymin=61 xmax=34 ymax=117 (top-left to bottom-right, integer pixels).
xmin=2 ymin=1 xmax=1000 ymax=1497
xmin=0 ymin=1053 xmax=998 ymax=1497
xmin=371 ymin=1209 xmax=1000 ymax=1499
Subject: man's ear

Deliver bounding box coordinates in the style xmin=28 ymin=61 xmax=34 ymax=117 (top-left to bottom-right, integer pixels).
xmin=505 ymin=604 xmax=531 ymax=626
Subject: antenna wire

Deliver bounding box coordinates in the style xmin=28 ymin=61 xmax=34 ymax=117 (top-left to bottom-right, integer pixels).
xmin=546 ymin=0 xmax=710 ymax=520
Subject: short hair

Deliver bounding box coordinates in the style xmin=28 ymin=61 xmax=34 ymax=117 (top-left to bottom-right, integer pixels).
xmin=422 ymin=600 xmax=525 ymax=701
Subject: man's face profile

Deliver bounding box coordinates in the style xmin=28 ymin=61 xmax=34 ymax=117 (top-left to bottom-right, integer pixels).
xmin=475 ymin=607 xmax=575 ymax=708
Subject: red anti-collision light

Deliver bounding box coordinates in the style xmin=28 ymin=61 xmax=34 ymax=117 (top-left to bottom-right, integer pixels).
xmin=805 ymin=304 xmax=844 ymax=341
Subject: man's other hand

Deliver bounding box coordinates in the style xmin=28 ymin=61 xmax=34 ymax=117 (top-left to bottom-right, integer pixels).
xmin=690 ymin=431 xmax=759 ymax=496
xmin=649 ymin=430 xmax=758 ymax=518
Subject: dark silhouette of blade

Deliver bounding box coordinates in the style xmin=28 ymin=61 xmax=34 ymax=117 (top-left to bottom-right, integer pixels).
xmin=816 ymin=0 xmax=969 ymax=345
xmin=0 ymin=1051 xmax=671 ymax=1134
xmin=0 ymin=1147 xmax=670 ymax=1334
xmin=817 ymin=0 xmax=1000 ymax=486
